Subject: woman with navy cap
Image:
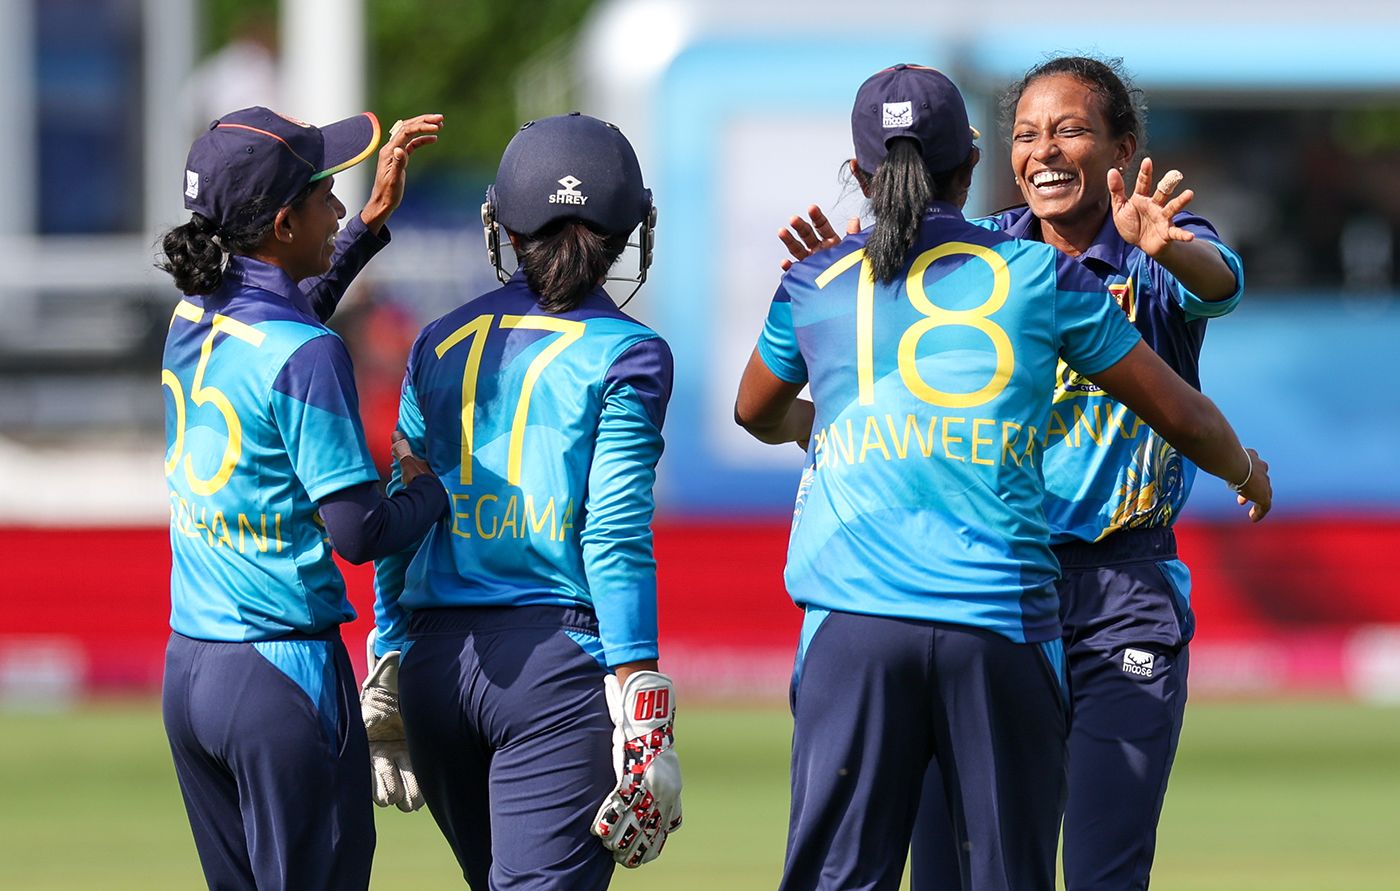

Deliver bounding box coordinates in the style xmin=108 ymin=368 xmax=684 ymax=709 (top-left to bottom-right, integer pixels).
xmin=781 ymin=56 xmax=1253 ymax=891
xmin=736 ymin=64 xmax=1270 ymax=890
xmin=369 ymin=112 xmax=680 ymax=889
xmin=157 ymin=107 xmax=444 ymax=890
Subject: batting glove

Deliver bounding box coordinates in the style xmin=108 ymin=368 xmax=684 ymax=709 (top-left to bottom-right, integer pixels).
xmin=591 ymin=670 xmax=683 ymax=867
xmin=360 ymin=635 xmax=424 ymax=812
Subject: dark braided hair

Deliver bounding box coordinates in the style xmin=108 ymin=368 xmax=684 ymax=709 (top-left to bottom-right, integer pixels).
xmin=854 ymin=138 xmax=972 ymax=285
xmin=517 ymin=221 xmax=629 ymax=313
xmin=1000 ymin=55 xmax=1146 ymax=151
xmin=156 ymin=183 xmax=316 ymax=296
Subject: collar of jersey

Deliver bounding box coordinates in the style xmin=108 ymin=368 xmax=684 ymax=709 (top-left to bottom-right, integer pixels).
xmin=1002 ymin=206 xmax=1130 ymax=274
xmin=502 ymin=266 xmax=621 ymax=316
xmin=222 ymin=255 xmax=316 ymax=317
xmin=924 ymin=200 xmax=965 ymax=222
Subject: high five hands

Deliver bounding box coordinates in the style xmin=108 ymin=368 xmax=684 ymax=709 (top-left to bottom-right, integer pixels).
xmin=361 ymin=113 xmax=445 ymax=233
xmin=777 ymin=205 xmax=860 ymax=271
xmin=1107 ymin=157 xmax=1196 ymax=258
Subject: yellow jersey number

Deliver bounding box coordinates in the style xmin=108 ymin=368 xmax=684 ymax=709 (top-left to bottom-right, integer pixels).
xmin=434 ymin=314 xmax=585 ymax=487
xmin=161 ymin=300 xmax=266 ymax=497
xmin=814 ymin=242 xmax=1014 ymax=408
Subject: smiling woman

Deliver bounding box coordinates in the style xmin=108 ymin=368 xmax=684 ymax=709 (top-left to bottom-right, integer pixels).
xmin=905 ymin=55 xmax=1253 ymax=891
xmin=154 ymin=105 xmax=447 ymax=891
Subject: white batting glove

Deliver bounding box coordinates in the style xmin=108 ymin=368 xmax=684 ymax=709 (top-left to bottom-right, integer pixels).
xmin=360 ymin=633 xmax=424 ymax=812
xmin=591 ymin=670 xmax=683 ymax=867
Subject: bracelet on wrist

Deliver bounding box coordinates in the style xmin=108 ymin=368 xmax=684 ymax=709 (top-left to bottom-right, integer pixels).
xmin=1228 ymin=449 xmax=1253 ymax=494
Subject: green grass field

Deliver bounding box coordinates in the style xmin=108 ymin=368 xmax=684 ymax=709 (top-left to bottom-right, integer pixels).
xmin=4 ymin=699 xmax=1398 ymax=890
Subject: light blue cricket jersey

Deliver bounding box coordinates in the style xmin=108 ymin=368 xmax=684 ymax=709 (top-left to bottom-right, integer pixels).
xmin=758 ymin=202 xmax=1141 ymax=643
xmin=373 ymin=271 xmax=674 ymax=667
xmin=975 ymin=207 xmax=1244 ymax=546
xmin=162 ymin=220 xmax=385 ymax=641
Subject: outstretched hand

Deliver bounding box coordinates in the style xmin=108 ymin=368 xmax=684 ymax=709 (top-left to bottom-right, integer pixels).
xmin=777 ymin=205 xmax=861 ymax=271
xmin=361 ymin=113 xmax=445 ymax=233
xmin=1108 ymin=157 xmax=1197 ymax=258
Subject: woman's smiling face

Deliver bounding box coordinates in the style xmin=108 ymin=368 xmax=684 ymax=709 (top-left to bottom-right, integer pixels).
xmin=1010 ymin=73 xmax=1136 ymax=232
xmin=282 ymin=177 xmax=346 ymax=280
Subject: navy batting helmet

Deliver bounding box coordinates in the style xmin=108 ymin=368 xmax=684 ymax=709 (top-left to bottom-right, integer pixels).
xmin=490 ymin=112 xmax=651 ymax=237
xmin=482 ymin=112 xmax=656 ymax=291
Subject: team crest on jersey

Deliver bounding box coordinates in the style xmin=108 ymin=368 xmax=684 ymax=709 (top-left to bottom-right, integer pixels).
xmin=1053 ymin=359 xmax=1104 ymax=401
xmin=882 ymin=101 xmax=913 ymax=128
xmin=549 ymin=174 xmax=588 ymax=205
xmin=185 ymin=170 xmax=200 ymax=199
xmin=1122 ymin=648 xmax=1155 ymax=678
xmin=1109 ymin=277 xmax=1137 ymax=322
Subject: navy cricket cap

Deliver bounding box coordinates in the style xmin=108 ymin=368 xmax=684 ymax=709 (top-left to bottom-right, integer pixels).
xmin=492 ymin=112 xmax=650 ymax=237
xmin=182 ymin=107 xmax=381 ymax=230
xmin=851 ymin=64 xmax=979 ymax=176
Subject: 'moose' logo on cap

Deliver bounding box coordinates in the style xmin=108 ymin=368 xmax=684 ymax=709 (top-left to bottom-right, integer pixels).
xmin=852 ymin=64 xmax=977 ymax=176
xmin=882 ymin=101 xmax=913 ymax=128
xmin=549 ymin=175 xmax=588 ymax=206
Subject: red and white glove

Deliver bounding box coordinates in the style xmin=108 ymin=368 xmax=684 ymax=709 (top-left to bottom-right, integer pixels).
xmin=591 ymin=670 xmax=683 ymax=867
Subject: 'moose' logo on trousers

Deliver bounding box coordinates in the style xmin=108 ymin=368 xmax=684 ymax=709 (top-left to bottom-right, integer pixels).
xmin=1122 ymin=648 xmax=1155 ymax=678
xmin=633 ymin=687 xmax=670 ymax=721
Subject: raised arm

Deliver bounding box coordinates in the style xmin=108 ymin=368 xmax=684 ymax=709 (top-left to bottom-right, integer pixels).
xmin=302 ymin=113 xmax=445 ymax=321
xmin=1109 ymin=158 xmax=1237 ymax=302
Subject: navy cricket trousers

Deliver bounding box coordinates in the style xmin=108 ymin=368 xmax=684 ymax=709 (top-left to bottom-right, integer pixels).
xmin=162 ymin=630 xmax=374 ymax=891
xmin=398 ymin=605 xmax=617 ymax=891
xmin=910 ymin=528 xmax=1190 ymax=891
xmin=780 ymin=609 xmax=1068 ymax=891
xmin=1058 ymin=529 xmax=1191 ymax=891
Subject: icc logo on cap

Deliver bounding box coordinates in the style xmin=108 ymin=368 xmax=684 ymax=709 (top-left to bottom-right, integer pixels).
xmin=185 ymin=170 xmax=200 ymax=200
xmin=882 ymin=101 xmax=913 ymax=129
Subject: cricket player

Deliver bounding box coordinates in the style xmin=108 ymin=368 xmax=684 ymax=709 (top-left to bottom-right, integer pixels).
xmin=781 ymin=55 xmax=1249 ymax=891
xmin=736 ymin=64 xmax=1271 ymax=891
xmin=366 ymin=112 xmax=681 ymax=890
xmin=157 ymin=106 xmax=445 ymax=891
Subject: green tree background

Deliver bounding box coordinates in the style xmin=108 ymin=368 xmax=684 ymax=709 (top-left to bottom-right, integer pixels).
xmin=204 ymin=0 xmax=597 ymax=177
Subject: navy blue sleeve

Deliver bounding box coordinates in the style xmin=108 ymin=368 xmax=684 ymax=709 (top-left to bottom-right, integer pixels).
xmin=318 ymin=477 xmax=447 ymax=565
xmin=299 ymin=214 xmax=392 ymax=322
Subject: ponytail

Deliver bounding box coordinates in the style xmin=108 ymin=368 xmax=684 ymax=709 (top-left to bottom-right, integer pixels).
xmin=156 ymin=187 xmax=311 ymax=296
xmin=518 ymin=221 xmax=629 ymax=313
xmin=863 ymin=138 xmax=933 ymax=285
xmin=157 ymin=214 xmax=226 ymax=296
xmin=859 ymin=138 xmax=975 ymax=285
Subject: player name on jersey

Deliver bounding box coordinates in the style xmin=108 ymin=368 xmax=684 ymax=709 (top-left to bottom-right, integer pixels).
xmin=169 ymin=491 xmax=285 ymax=555
xmin=812 ymin=404 xmax=1147 ymax=472
xmin=449 ymin=491 xmax=576 ymax=542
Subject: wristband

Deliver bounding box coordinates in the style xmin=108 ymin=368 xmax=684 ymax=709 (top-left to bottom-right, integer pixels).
xmin=1228 ymin=449 xmax=1253 ymax=494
